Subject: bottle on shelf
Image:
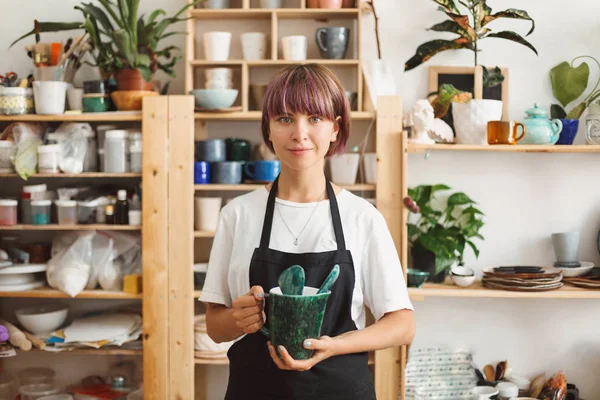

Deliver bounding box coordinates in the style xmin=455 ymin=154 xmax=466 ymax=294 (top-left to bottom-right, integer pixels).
xmin=115 ymin=190 xmax=129 ymax=225
xmin=105 ymin=204 xmax=115 ymax=225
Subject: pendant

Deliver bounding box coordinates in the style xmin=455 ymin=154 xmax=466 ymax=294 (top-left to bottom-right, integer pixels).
xmin=294 ymin=238 xmax=299 ymax=245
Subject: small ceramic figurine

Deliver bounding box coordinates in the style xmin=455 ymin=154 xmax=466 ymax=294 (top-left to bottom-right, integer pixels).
xmin=408 ymin=100 xmax=436 ymax=144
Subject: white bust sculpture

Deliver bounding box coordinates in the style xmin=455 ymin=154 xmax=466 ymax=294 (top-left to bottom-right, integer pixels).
xmin=409 ymin=100 xmax=436 ymax=144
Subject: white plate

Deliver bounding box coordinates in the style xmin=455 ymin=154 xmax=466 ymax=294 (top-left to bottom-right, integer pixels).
xmin=0 ymin=281 xmax=45 ymax=291
xmin=0 ymin=264 xmax=47 ymax=274
xmin=558 ymin=261 xmax=595 ymax=277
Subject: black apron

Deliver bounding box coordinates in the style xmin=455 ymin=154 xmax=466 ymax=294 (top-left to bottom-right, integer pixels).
xmin=225 ymin=177 xmax=376 ymax=400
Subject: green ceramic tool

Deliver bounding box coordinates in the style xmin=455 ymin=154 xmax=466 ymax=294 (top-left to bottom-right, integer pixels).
xmin=278 ymin=265 xmax=305 ymax=295
xmin=317 ymin=264 xmax=340 ymax=294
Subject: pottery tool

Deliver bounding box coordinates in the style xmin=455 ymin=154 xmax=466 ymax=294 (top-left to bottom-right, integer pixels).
xmin=317 ymin=264 xmax=340 ymax=294
xmin=23 ymin=331 xmax=46 ymax=350
xmin=278 ymin=265 xmax=305 ymax=295
xmin=0 ymin=319 xmax=32 ymax=351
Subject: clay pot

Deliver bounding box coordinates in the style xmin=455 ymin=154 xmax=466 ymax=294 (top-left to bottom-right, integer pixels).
xmin=342 ymin=0 xmax=355 ymax=7
xmin=115 ymin=69 xmax=153 ymax=91
xmin=319 ymin=0 xmax=342 ymax=7
xmin=306 ymin=0 xmax=318 ymax=7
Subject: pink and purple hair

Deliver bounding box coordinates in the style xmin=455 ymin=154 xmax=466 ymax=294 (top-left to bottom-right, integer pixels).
xmin=261 ymin=64 xmax=351 ymax=157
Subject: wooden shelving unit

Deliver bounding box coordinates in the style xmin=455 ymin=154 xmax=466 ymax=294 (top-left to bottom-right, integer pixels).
xmin=0 ymin=173 xmax=142 ymax=178
xmin=194 ymin=183 xmax=375 ymax=191
xmin=0 ymin=112 xmax=141 ymax=122
xmin=0 ymin=288 xmax=142 ymax=299
xmin=408 ymin=143 xmax=600 ymax=153
xmin=194 ymin=110 xmax=375 ymax=120
xmin=0 ymin=225 xmax=140 ymax=231
xmin=26 ymin=348 xmax=143 ymax=356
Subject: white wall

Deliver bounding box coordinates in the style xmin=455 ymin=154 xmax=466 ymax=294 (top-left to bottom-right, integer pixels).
xmin=2 ymin=0 xmax=600 ymax=398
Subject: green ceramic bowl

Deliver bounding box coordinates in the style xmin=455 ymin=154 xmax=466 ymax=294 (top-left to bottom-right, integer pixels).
xmin=82 ymin=94 xmax=110 ymax=113
xmin=407 ymin=268 xmax=430 ymax=288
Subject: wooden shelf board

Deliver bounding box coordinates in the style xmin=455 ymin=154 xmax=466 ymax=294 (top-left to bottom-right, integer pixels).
xmin=408 ymin=281 xmax=600 ymax=300
xmin=190 ymin=59 xmax=358 ymax=67
xmin=25 ymin=347 xmax=142 ymax=356
xmin=0 ymin=225 xmax=140 ymax=231
xmin=191 ymin=8 xmax=360 ymax=20
xmin=194 ymin=184 xmax=375 ymax=191
xmin=194 ymin=357 xmax=229 ymax=365
xmin=0 ymin=112 xmax=142 ymax=122
xmin=0 ymin=287 xmax=142 ymax=299
xmin=194 ymin=111 xmax=374 ymax=120
xmin=0 ymin=173 xmax=141 ymax=178
xmin=408 ymin=144 xmax=600 ymax=153
xmin=194 ymin=231 xmax=215 ymax=238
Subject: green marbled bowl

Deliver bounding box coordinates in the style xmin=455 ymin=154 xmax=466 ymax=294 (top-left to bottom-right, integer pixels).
xmin=261 ymin=286 xmax=330 ymax=360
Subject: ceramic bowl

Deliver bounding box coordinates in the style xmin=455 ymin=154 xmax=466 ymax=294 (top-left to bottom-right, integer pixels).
xmin=450 ymin=266 xmax=476 ymax=287
xmin=557 ymin=262 xmax=595 ymax=277
xmin=190 ymin=89 xmax=238 ymax=109
xmin=15 ymin=303 xmax=68 ymax=334
xmin=111 ymin=90 xmax=158 ymax=111
xmin=407 ymin=268 xmax=429 ymax=288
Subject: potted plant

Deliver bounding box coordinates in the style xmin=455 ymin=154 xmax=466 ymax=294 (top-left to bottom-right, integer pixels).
xmin=11 ymin=0 xmax=200 ymax=90
xmin=404 ymin=0 xmax=537 ymax=93
xmin=404 ymin=184 xmax=485 ymax=283
xmin=549 ymin=56 xmax=600 ymax=144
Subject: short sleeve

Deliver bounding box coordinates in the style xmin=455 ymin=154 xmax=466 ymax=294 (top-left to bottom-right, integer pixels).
xmin=199 ymin=210 xmax=234 ymax=307
xmin=362 ymin=212 xmax=413 ymax=320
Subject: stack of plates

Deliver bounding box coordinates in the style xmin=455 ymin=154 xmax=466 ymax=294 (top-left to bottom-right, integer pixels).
xmin=194 ymin=314 xmax=232 ymax=360
xmin=562 ymin=267 xmax=600 ymax=289
xmin=482 ymin=266 xmax=563 ymax=292
xmin=0 ymin=264 xmax=47 ymax=291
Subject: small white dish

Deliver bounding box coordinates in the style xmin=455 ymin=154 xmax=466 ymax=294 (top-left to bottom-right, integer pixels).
xmin=557 ymin=261 xmax=594 ymax=277
xmin=451 ymin=266 xmax=475 ymax=277
xmin=450 ymin=273 xmax=476 ymax=287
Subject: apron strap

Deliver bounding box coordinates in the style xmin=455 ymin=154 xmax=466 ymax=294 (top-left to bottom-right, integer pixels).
xmin=258 ymin=176 xmax=346 ymax=251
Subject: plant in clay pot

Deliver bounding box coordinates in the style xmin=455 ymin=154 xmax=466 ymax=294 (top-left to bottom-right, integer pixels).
xmin=404 ymin=0 xmax=537 ymax=91
xmin=11 ymin=0 xmax=200 ymax=91
xmin=550 ymin=56 xmax=600 ymax=119
xmin=404 ymin=184 xmax=484 ymax=283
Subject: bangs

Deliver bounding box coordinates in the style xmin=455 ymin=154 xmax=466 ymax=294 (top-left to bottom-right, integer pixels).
xmin=264 ymin=65 xmax=338 ymax=121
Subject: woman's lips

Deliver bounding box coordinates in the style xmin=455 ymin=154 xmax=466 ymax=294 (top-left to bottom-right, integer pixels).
xmin=288 ymin=148 xmax=312 ymax=156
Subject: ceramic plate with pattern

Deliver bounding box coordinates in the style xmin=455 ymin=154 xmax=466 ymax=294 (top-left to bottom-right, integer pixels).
xmin=483 ymin=266 xmax=562 ymax=279
xmin=482 ymin=281 xmax=563 ymax=291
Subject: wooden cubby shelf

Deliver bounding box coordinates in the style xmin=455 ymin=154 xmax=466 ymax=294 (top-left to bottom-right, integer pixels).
xmin=194 ymin=111 xmax=375 ymax=120
xmin=408 ymin=144 xmax=600 ymax=153
xmin=190 ymin=60 xmax=359 ymax=67
xmin=194 ymin=184 xmax=375 ymax=191
xmin=0 ymin=288 xmax=141 ymax=299
xmin=0 ymin=225 xmax=141 ymax=231
xmin=0 ymin=112 xmax=142 ymax=122
xmin=0 ymin=173 xmax=142 ymax=178
xmin=25 ymin=348 xmax=143 ymax=356
xmin=190 ymin=8 xmax=360 ymax=20
xmin=194 ymin=231 xmax=215 ymax=238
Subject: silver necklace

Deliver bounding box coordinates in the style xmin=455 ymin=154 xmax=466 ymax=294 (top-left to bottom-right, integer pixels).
xmin=276 ymin=189 xmax=327 ymax=246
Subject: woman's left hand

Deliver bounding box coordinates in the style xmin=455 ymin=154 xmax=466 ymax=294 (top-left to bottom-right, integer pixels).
xmin=267 ymin=336 xmax=337 ymax=371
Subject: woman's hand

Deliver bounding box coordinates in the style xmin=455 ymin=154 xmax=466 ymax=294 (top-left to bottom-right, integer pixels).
xmin=231 ymin=286 xmax=266 ymax=334
xmin=267 ymin=336 xmax=338 ymax=371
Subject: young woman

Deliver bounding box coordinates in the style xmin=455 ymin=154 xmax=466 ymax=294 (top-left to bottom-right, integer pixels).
xmin=200 ymin=64 xmax=415 ymax=400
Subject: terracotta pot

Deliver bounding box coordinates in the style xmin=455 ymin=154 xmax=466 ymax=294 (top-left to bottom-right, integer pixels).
xmin=306 ymin=0 xmax=318 ymax=7
xmin=342 ymin=0 xmax=355 ymax=7
xmin=318 ymin=0 xmax=342 ymax=8
xmin=115 ymin=69 xmax=153 ymax=91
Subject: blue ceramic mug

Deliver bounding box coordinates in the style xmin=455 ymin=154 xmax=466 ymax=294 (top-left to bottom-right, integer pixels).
xmin=556 ymin=119 xmax=580 ymax=145
xmin=212 ymin=161 xmax=243 ymax=184
xmin=194 ymin=161 xmax=211 ymax=184
xmin=244 ymin=160 xmax=281 ymax=182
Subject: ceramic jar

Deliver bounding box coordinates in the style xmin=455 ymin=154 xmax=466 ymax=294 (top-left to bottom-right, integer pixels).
xmin=520 ymin=103 xmax=562 ymax=145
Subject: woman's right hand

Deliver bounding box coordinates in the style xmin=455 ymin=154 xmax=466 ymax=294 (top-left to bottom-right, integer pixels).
xmin=231 ymin=285 xmax=265 ymax=334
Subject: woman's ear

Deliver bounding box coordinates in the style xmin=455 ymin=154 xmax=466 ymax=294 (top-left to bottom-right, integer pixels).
xmin=331 ymin=116 xmax=342 ymax=142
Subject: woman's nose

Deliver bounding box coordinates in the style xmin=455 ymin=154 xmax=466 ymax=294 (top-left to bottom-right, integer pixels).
xmin=291 ymin=119 xmax=309 ymax=141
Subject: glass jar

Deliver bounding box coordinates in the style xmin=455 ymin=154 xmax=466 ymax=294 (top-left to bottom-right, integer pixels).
xmin=0 ymin=87 xmax=34 ymax=115
xmin=129 ymin=132 xmax=142 ymax=173
xmin=37 ymin=144 xmax=60 ymax=174
xmin=0 ymin=141 xmax=14 ymax=173
xmin=105 ymin=130 xmax=128 ymax=173
xmin=31 ymin=200 xmax=51 ymax=225
xmin=585 ymin=104 xmax=600 ymax=144
xmin=83 ymin=129 xmax=98 ymax=172
xmin=0 ymin=200 xmax=17 ymax=226
xmin=55 ymin=200 xmax=78 ymax=225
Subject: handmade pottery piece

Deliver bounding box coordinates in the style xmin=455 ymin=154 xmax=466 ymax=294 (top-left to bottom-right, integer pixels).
xmin=317 ymin=264 xmax=340 ymax=294
xmin=520 ymin=103 xmax=562 ymax=145
xmin=278 ymin=265 xmax=305 ymax=295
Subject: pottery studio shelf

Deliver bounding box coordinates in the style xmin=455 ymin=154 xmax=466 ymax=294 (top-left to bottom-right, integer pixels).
xmin=0 ymin=288 xmax=141 ymax=299
xmin=194 ymin=184 xmax=375 ymax=191
xmin=0 ymin=173 xmax=141 ymax=178
xmin=24 ymin=347 xmax=143 ymax=356
xmin=0 ymin=225 xmax=141 ymax=231
xmin=190 ymin=8 xmax=361 ymax=20
xmin=194 ymin=111 xmax=375 ymax=120
xmin=407 ymin=144 xmax=600 ymax=153
xmin=193 ymin=350 xmax=374 ymax=366
xmin=408 ymin=282 xmax=600 ymax=301
xmin=0 ymin=112 xmax=142 ymax=122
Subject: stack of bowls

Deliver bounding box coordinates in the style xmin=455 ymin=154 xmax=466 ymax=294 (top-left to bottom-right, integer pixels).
xmin=190 ymin=68 xmax=238 ymax=110
xmin=450 ymin=265 xmax=476 ymax=287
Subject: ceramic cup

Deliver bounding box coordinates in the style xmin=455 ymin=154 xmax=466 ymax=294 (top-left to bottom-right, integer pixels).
xmin=552 ymin=232 xmax=580 ymax=263
xmin=487 ymin=121 xmax=526 ymax=145
xmin=315 ymin=27 xmax=350 ymax=59
xmin=211 ymin=161 xmax=243 ymax=184
xmin=329 ymin=153 xmax=359 ymax=184
xmin=67 ymin=88 xmax=84 ymax=111
xmin=205 ymin=0 xmax=230 ymax=8
xmin=194 ymin=197 xmax=222 ymax=231
xmin=33 ymin=81 xmax=69 ymax=115
xmin=241 ymin=32 xmax=267 ymax=60
xmin=361 ymin=153 xmax=376 ymax=184
xmin=244 ymin=160 xmax=281 ymax=182
xmin=225 ymin=138 xmax=252 ymax=162
xmin=472 ymin=386 xmax=499 ymax=400
xmin=194 ymin=161 xmax=211 ymax=184
xmin=203 ymin=32 xmax=232 ymax=61
xmin=261 ymin=286 xmax=330 ymax=360
xmin=556 ymin=119 xmax=580 ymax=145
xmin=195 ymin=139 xmax=226 ymax=162
xmin=281 ymin=36 xmax=308 ymax=61
xmin=260 ymin=0 xmax=282 ymax=8
xmin=251 ymin=84 xmax=267 ymax=110
xmin=204 ymin=68 xmax=233 ymax=89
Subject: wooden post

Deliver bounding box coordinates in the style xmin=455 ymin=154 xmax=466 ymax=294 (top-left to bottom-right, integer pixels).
xmin=373 ymin=95 xmax=403 ymax=400
xmin=142 ymin=96 xmax=170 ymax=400
xmin=168 ymin=96 xmax=195 ymax=399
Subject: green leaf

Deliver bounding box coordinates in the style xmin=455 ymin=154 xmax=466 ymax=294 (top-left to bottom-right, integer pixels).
xmin=405 ymin=39 xmax=473 ymax=71
xmin=433 ymin=0 xmax=460 ymax=14
xmin=76 ymin=3 xmax=115 ymax=33
xmin=482 ymin=9 xmax=535 ymax=36
xmin=466 ymin=240 xmax=480 ymax=258
xmin=484 ymin=31 xmax=538 ymax=56
xmin=159 ymin=31 xmax=187 ymax=40
xmin=473 ymin=0 xmax=492 ymax=31
xmin=137 ymin=65 xmax=153 ymax=82
xmin=550 ymin=104 xmax=567 ymax=119
xmin=114 ymin=29 xmax=135 ymax=66
xmin=97 ymin=0 xmax=125 ymax=29
xmin=447 ymin=192 xmax=474 ymax=206
xmin=118 ymin=0 xmax=130 ymax=25
xmin=550 ymin=61 xmax=590 ymax=108
xmin=135 ymin=53 xmax=150 ymax=67
xmin=428 ymin=20 xmax=476 ymax=41
xmin=566 ymin=102 xmax=588 ymax=120
xmin=10 ymin=21 xmax=83 ymax=48
xmin=462 ymin=206 xmax=484 ymax=215
xmin=435 ymin=256 xmax=456 ymax=275
xmin=482 ymin=66 xmax=504 ymax=89
xmin=147 ymin=9 xmax=167 ymax=24
xmin=408 ymin=224 xmax=422 ymax=238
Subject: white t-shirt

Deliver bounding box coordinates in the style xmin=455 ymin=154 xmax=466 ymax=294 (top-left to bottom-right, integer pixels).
xmin=199 ymin=187 xmax=413 ymax=329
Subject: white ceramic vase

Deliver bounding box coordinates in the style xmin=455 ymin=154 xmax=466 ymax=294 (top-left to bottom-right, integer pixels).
xmin=452 ymin=99 xmax=503 ymax=145
xmin=329 ymin=153 xmax=359 ymax=185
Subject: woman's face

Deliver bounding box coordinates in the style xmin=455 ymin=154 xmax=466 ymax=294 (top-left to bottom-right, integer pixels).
xmin=268 ymin=113 xmax=340 ymax=171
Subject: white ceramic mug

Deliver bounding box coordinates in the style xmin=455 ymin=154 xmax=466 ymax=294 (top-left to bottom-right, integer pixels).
xmin=329 ymin=153 xmax=359 ymax=185
xmin=205 ymin=80 xmax=233 ymax=89
xmin=67 ymin=88 xmax=84 ymax=111
xmin=203 ymin=32 xmax=232 ymax=61
xmin=194 ymin=197 xmax=222 ymax=231
xmin=204 ymin=68 xmax=233 ymax=82
xmin=281 ymin=35 xmax=308 ymax=61
xmin=33 ymin=81 xmax=69 ymax=115
xmin=472 ymin=386 xmax=499 ymax=400
xmin=241 ymin=32 xmax=267 ymax=60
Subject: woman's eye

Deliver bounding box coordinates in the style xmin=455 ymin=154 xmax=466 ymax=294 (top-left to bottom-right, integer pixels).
xmin=310 ymin=116 xmax=322 ymax=123
xmin=278 ymin=116 xmax=292 ymax=123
